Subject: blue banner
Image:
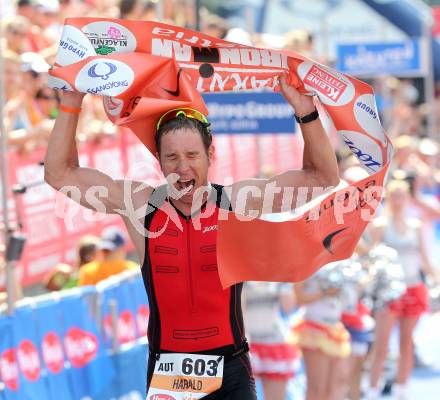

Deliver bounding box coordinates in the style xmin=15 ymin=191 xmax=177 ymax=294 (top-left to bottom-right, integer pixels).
xmin=202 ymin=92 xmax=296 ymax=134
xmin=336 ymin=40 xmax=424 ymax=77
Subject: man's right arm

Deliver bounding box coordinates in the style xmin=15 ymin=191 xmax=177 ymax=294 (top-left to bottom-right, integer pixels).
xmin=45 ymin=91 xmax=149 ymax=214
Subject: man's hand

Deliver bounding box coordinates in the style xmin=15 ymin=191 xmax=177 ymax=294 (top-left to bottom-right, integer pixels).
xmin=59 ymin=90 xmax=86 ymax=108
xmin=279 ymin=74 xmax=315 ymax=117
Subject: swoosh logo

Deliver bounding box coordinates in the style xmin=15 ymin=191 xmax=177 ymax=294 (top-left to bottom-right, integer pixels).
xmin=322 ymin=227 xmax=348 ymax=254
xmin=162 ymin=68 xmax=183 ymax=97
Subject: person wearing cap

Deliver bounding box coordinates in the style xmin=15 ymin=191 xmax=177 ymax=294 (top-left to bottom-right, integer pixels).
xmin=45 ymin=74 xmax=339 ymax=398
xmin=78 ymin=228 xmax=137 ymax=286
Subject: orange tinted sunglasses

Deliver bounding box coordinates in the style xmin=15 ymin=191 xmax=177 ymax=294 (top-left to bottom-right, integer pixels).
xmin=156 ymin=108 xmax=210 ymax=132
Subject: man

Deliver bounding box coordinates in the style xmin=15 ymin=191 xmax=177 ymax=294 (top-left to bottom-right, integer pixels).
xmin=44 ymin=75 xmax=339 ymax=399
xmin=78 ymin=228 xmax=137 ymax=286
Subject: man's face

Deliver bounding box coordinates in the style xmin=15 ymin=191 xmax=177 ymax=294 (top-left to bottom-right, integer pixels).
xmin=158 ymin=128 xmax=213 ymax=206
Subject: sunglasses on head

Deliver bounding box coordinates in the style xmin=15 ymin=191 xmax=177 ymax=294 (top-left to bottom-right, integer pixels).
xmin=156 ymin=108 xmax=210 ymax=132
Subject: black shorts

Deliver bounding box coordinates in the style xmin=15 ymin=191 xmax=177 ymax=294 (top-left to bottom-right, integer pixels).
xmin=147 ymin=346 xmax=257 ymax=400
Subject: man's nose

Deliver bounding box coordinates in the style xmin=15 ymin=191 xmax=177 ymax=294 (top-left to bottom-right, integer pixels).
xmin=176 ymin=158 xmax=190 ymax=174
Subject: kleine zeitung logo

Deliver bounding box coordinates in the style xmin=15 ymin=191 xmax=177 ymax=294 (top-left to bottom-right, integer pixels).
xmin=297 ymin=61 xmax=355 ymax=106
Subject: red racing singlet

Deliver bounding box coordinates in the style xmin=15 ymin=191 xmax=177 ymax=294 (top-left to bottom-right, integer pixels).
xmin=141 ymin=184 xmax=245 ymax=353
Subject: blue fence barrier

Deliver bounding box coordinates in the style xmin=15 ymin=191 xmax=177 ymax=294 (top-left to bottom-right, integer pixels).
xmin=0 ymin=271 xmax=149 ymax=400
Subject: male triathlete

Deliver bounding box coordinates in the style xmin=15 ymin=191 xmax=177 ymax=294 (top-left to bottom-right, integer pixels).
xmin=45 ymin=75 xmax=339 ymax=399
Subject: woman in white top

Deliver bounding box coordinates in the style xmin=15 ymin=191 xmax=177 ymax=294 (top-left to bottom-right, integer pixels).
xmin=367 ymin=179 xmax=438 ymax=400
xmin=293 ymin=265 xmax=351 ymax=400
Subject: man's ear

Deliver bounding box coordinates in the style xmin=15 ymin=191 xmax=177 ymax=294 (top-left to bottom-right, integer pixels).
xmin=208 ymin=145 xmax=215 ymax=165
xmin=155 ymin=151 xmax=160 ymax=161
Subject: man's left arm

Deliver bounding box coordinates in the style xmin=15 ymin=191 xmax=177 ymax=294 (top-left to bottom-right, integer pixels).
xmin=229 ymin=74 xmax=340 ymax=215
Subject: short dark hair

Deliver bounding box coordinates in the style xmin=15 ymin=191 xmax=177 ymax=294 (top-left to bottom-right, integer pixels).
xmin=155 ymin=116 xmax=212 ymax=155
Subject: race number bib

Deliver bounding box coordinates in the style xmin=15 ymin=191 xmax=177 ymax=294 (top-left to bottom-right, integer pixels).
xmin=146 ymin=353 xmax=224 ymax=400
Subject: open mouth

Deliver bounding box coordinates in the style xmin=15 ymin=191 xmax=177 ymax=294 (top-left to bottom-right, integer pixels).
xmin=176 ymin=179 xmax=195 ymax=192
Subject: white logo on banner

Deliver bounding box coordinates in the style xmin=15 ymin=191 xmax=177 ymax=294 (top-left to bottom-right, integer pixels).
xmin=353 ymin=94 xmax=386 ymax=144
xmin=340 ymin=130 xmax=384 ymax=173
xmin=47 ymin=75 xmax=73 ymax=91
xmin=82 ymin=21 xmax=137 ymax=54
xmin=55 ymin=25 xmax=96 ymax=66
xmin=297 ymin=61 xmax=355 ymax=106
xmin=75 ymin=59 xmax=134 ymax=96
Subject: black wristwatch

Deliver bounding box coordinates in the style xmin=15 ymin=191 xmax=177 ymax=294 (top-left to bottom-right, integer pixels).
xmin=295 ymin=108 xmax=319 ymax=124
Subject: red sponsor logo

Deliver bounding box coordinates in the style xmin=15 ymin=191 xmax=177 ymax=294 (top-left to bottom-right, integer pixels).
xmin=0 ymin=348 xmax=19 ymax=391
xmin=304 ymin=65 xmax=347 ymax=102
xmin=64 ymin=327 xmax=98 ymax=368
xmin=136 ymin=305 xmax=149 ymax=337
xmin=17 ymin=340 xmax=41 ymax=381
xmin=104 ymin=311 xmax=137 ymax=344
xmin=118 ymin=310 xmax=136 ymax=344
xmin=149 ymin=394 xmax=176 ymax=400
xmin=42 ymin=332 xmax=64 ymax=373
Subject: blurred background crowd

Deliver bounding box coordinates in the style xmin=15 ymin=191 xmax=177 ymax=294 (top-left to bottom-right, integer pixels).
xmin=2 ymin=0 xmax=440 ymax=399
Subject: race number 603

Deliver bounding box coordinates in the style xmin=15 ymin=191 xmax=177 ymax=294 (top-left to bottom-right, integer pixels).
xmin=182 ymin=358 xmax=219 ymax=377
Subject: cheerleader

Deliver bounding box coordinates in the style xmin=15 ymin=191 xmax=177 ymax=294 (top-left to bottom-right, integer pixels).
xmin=293 ymin=264 xmax=351 ymax=400
xmin=244 ymin=282 xmax=299 ymax=400
xmin=366 ymin=179 xmax=439 ymax=400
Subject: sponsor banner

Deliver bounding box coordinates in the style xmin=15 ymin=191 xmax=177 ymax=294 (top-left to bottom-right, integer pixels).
xmin=202 ymin=92 xmax=296 ymax=134
xmin=336 ymin=40 xmax=425 ymax=77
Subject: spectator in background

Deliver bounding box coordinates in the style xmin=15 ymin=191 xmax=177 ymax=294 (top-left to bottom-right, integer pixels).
xmin=43 ymin=235 xmax=100 ymax=291
xmin=78 ymin=228 xmax=138 ymax=286
xmin=7 ymin=52 xmax=56 ymax=152
xmin=119 ymin=0 xmax=157 ymax=20
xmin=16 ymin=0 xmax=35 ymax=21
xmin=2 ymin=15 xmax=31 ymax=56
xmin=202 ymin=13 xmax=229 ymax=39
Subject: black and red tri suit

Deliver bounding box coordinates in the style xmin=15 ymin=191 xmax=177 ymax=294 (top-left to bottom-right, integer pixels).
xmin=141 ymin=184 xmax=256 ymax=399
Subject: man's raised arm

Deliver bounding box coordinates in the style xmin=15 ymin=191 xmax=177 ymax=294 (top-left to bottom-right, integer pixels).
xmin=44 ymin=91 xmax=147 ymax=214
xmin=230 ymin=74 xmax=340 ymax=215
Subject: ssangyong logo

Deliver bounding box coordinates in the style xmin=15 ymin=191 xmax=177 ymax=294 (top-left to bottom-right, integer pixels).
xmin=75 ymin=59 xmax=134 ymax=97
xmin=0 ymin=348 xmax=19 ymax=391
xmin=88 ymin=62 xmax=117 ymax=81
xmin=64 ymin=327 xmax=98 ymax=368
xmin=17 ymin=339 xmax=41 ymax=381
xmin=42 ymin=332 xmax=64 ymax=374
